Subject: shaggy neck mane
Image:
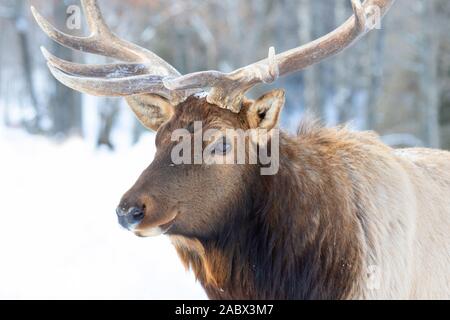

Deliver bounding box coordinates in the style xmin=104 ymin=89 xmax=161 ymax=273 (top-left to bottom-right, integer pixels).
xmin=172 ymin=123 xmax=366 ymax=300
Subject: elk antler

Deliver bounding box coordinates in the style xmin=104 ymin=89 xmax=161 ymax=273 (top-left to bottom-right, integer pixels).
xmin=31 ymin=0 xmax=194 ymax=102
xmin=33 ymin=0 xmax=395 ymax=114
xmin=164 ymin=0 xmax=396 ymax=112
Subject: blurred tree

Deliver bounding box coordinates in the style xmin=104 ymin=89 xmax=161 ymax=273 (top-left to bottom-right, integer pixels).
xmin=1 ymin=0 xmax=450 ymax=150
xmin=5 ymin=0 xmax=42 ymax=132
xmin=436 ymin=0 xmax=450 ymax=150
xmin=97 ymin=99 xmax=119 ymax=150
xmin=48 ymin=0 xmax=82 ymax=138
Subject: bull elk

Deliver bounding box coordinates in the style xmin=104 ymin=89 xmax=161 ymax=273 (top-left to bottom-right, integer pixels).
xmin=32 ymin=0 xmax=450 ymax=299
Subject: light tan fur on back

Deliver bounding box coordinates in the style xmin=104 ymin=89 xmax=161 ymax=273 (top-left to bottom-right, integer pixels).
xmin=326 ymin=129 xmax=450 ymax=299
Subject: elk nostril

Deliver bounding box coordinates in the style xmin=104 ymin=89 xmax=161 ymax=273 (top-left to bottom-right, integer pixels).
xmin=128 ymin=207 xmax=145 ymax=223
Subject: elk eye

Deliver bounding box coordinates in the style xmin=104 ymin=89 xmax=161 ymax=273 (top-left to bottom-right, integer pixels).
xmin=213 ymin=138 xmax=231 ymax=155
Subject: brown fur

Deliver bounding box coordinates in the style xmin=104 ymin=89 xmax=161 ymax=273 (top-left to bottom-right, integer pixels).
xmin=168 ymin=112 xmax=368 ymax=299
xmin=119 ymin=95 xmax=450 ymax=299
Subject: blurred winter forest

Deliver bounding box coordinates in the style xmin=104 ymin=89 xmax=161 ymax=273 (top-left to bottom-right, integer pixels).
xmin=0 ymin=0 xmax=449 ymax=150
xmin=1 ymin=0 xmax=450 ymax=300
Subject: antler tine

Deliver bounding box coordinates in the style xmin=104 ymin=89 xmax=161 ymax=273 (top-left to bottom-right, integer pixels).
xmin=31 ymin=7 xmax=103 ymax=56
xmin=80 ymin=0 xmax=180 ymax=74
xmin=80 ymin=0 xmax=110 ymax=35
xmin=164 ymin=47 xmax=280 ymax=112
xmin=33 ymin=0 xmax=395 ymax=114
xmin=31 ymin=1 xmax=180 ymax=76
xmin=32 ymin=0 xmax=197 ymax=105
xmin=41 ymin=46 xmax=154 ymax=78
xmin=47 ymin=63 xmax=179 ymax=99
xmin=165 ymin=0 xmax=395 ymax=112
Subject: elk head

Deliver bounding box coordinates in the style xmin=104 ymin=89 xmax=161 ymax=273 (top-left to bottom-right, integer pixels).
xmin=32 ymin=0 xmax=395 ymax=238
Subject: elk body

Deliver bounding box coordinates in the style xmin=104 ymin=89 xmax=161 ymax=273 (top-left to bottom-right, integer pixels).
xmin=32 ymin=0 xmax=450 ymax=299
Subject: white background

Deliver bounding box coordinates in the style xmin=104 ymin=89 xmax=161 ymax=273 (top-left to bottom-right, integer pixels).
xmin=0 ymin=129 xmax=206 ymax=299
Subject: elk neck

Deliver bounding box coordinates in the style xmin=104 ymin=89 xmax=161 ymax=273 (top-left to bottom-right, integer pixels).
xmin=172 ymin=127 xmax=366 ymax=299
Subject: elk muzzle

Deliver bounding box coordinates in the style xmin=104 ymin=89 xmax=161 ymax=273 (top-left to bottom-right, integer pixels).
xmin=116 ymin=190 xmax=179 ymax=237
xmin=116 ymin=206 xmax=145 ymax=231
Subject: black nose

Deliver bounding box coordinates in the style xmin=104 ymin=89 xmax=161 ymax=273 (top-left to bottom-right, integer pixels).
xmin=116 ymin=206 xmax=145 ymax=230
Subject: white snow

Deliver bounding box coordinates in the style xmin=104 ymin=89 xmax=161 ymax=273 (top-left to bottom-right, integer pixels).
xmin=0 ymin=128 xmax=207 ymax=300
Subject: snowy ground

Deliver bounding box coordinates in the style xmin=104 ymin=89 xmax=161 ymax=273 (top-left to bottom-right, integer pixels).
xmin=0 ymin=128 xmax=207 ymax=300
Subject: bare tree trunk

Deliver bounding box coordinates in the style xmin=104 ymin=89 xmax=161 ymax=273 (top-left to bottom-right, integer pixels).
xmin=298 ymin=0 xmax=320 ymax=115
xmin=0 ymin=18 xmax=5 ymax=126
xmin=334 ymin=0 xmax=352 ymax=125
xmin=298 ymin=0 xmax=336 ymax=120
xmin=49 ymin=1 xmax=82 ymax=138
xmin=420 ymin=0 xmax=440 ymax=148
xmin=366 ymin=28 xmax=385 ymax=130
xmin=13 ymin=0 xmax=41 ymax=132
xmin=97 ymin=99 xmax=119 ymax=150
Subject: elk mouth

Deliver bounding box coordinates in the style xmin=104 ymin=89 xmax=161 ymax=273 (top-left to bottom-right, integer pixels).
xmin=133 ymin=212 xmax=178 ymax=238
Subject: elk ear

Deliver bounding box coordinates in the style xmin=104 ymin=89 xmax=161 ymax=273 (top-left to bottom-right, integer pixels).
xmin=125 ymin=94 xmax=175 ymax=131
xmin=246 ymin=89 xmax=285 ymax=130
